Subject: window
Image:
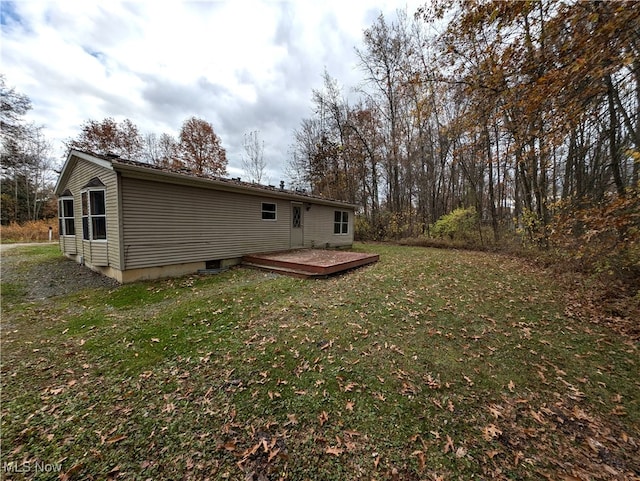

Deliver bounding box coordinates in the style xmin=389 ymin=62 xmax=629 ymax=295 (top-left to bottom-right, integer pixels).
xmin=82 ymin=189 xmax=107 ymax=240
xmin=334 ymin=211 xmax=349 ymax=234
xmin=58 ymin=197 xmax=75 ymax=236
xmin=262 ymin=202 xmax=277 ymax=220
xmin=292 ymin=205 xmax=301 ymax=228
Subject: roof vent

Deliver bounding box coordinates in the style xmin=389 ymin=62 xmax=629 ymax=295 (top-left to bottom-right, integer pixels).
xmin=279 ymin=180 xmax=285 ymax=190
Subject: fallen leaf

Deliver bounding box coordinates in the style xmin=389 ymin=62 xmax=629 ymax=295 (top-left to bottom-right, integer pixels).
xmin=486 ymin=449 xmax=500 ymax=459
xmin=455 ymin=446 xmax=467 ymax=458
xmin=343 ymin=382 xmax=357 ymax=392
xmin=267 ymin=448 xmax=280 ymax=462
xmin=325 ymin=446 xmax=344 ymax=456
xmin=150 ymin=338 xmax=160 ymax=343
xmin=345 ymin=401 xmax=354 ymax=412
xmin=508 ymin=380 xmax=515 ymax=392
xmin=586 ymin=437 xmax=604 ymax=453
xmin=603 ymin=465 xmax=619 ymax=475
xmin=412 ymin=450 xmax=425 ymax=471
xmin=318 ymin=410 xmax=329 ymax=427
xmin=268 ymin=391 xmax=281 ymax=400
xmin=106 ymin=434 xmax=127 ymax=445
xmin=514 ymin=450 xmax=524 ymax=466
xmin=488 ymin=405 xmax=503 ymax=419
xmin=444 ymin=435 xmax=454 ymax=454
xmin=373 ymin=392 xmax=386 ymax=401
xmin=482 ymin=424 xmax=502 ymax=441
xmin=60 ymin=463 xmax=83 ymax=481
xmin=530 ymin=410 xmax=545 ymax=424
xmin=284 ymin=413 xmax=298 ymax=426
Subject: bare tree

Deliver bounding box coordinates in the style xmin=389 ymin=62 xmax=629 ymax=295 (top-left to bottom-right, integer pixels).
xmin=1 ymin=74 xmax=32 ymax=144
xmin=241 ymin=130 xmax=266 ymax=183
xmin=157 ymin=133 xmax=179 ymax=168
xmin=143 ymin=132 xmax=161 ymax=164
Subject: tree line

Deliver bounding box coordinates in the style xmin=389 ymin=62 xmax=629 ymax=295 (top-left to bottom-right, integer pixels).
xmin=1 ymin=76 xmax=270 ymax=224
xmin=1 ymin=75 xmax=57 ymax=224
xmin=288 ymin=0 xmax=639 ymax=260
xmin=65 ymin=116 xmax=228 ymax=176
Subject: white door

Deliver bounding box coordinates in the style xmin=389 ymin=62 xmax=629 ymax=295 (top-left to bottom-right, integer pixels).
xmin=291 ymin=203 xmax=304 ymax=248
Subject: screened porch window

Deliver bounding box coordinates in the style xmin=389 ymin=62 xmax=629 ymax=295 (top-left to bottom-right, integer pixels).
xmin=334 ymin=211 xmax=349 ymax=234
xmin=82 ymin=189 xmax=107 ymax=240
xmin=58 ymin=197 xmax=75 ymax=236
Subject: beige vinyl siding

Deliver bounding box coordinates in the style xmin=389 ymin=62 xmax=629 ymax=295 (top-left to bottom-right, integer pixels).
xmin=82 ymin=241 xmax=109 ymax=266
xmin=58 ymin=156 xmax=121 ymax=269
xmin=59 ymin=235 xmax=77 ymax=254
xmin=303 ymin=204 xmax=354 ymax=247
xmin=121 ymin=177 xmax=292 ymax=269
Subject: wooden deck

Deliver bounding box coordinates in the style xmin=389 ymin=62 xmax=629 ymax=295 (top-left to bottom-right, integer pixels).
xmin=242 ymin=249 xmax=379 ymax=279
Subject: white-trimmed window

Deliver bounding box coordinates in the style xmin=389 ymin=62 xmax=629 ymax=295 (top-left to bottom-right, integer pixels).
xmin=58 ymin=192 xmax=75 ymax=236
xmin=334 ymin=210 xmax=349 ymax=234
xmin=262 ymin=202 xmax=277 ymax=220
xmin=81 ymin=181 xmax=107 ymax=241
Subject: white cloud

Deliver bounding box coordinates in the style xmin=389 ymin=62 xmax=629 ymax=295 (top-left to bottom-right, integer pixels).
xmin=1 ymin=0 xmax=426 ymax=180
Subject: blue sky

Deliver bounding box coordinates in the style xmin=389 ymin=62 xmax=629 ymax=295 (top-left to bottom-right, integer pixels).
xmin=1 ymin=0 xmax=424 ymax=182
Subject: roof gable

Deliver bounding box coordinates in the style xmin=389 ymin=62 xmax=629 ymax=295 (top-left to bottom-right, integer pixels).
xmin=82 ymin=177 xmax=106 ymax=188
xmin=55 ymin=150 xmax=114 ymax=196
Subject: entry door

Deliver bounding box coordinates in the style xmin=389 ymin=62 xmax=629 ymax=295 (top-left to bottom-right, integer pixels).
xmin=291 ymin=203 xmax=304 ymax=248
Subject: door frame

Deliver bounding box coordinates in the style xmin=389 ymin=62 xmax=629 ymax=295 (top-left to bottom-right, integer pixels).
xmin=290 ymin=202 xmax=304 ymax=248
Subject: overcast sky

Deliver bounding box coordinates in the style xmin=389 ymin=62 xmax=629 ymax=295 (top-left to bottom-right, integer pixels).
xmin=1 ymin=0 xmax=424 ymax=183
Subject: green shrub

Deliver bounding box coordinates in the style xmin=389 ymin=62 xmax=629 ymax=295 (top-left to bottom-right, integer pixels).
xmin=431 ymin=207 xmax=478 ymax=242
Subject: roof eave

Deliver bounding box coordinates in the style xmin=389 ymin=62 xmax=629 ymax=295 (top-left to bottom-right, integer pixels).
xmin=112 ymin=161 xmax=358 ymax=209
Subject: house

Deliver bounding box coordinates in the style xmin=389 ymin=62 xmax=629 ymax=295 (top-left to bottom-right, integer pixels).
xmin=54 ymin=149 xmax=357 ymax=283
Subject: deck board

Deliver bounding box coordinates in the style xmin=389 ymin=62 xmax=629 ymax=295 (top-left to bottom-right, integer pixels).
xmin=242 ymin=249 xmax=379 ymax=278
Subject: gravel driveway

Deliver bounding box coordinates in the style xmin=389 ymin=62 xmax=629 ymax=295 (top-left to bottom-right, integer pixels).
xmin=1 ymin=243 xmax=120 ymax=300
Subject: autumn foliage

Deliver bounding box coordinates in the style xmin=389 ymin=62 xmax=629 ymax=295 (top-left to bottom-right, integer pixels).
xmin=548 ymin=189 xmax=640 ymax=282
xmin=66 ymin=117 xmax=144 ymax=160
xmin=178 ymin=116 xmax=227 ymax=176
xmin=288 ymin=1 xmax=639 ymax=298
xmin=0 ymin=219 xmax=58 ymax=242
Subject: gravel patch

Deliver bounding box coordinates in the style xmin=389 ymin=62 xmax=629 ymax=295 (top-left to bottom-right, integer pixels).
xmin=1 ymin=248 xmax=120 ymax=300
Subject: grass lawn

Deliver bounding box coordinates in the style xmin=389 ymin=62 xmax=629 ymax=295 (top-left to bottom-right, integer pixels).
xmin=1 ymin=243 xmax=638 ymax=480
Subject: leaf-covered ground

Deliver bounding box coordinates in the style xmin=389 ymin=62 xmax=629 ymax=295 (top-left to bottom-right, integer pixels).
xmin=1 ymin=244 xmax=638 ymax=480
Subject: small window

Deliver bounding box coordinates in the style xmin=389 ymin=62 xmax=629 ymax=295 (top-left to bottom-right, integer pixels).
xmin=334 ymin=211 xmax=349 ymax=235
xmin=82 ymin=189 xmax=107 ymax=240
xmin=262 ymin=202 xmax=277 ymax=220
xmin=58 ymin=197 xmax=75 ymax=236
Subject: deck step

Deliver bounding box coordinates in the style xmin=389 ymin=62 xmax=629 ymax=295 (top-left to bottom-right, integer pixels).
xmin=241 ymin=262 xmax=325 ymax=279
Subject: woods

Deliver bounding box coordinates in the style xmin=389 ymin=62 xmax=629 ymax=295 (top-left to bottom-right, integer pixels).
xmin=289 ymin=1 xmax=639 ymax=280
xmin=0 ymin=75 xmax=55 ymax=224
